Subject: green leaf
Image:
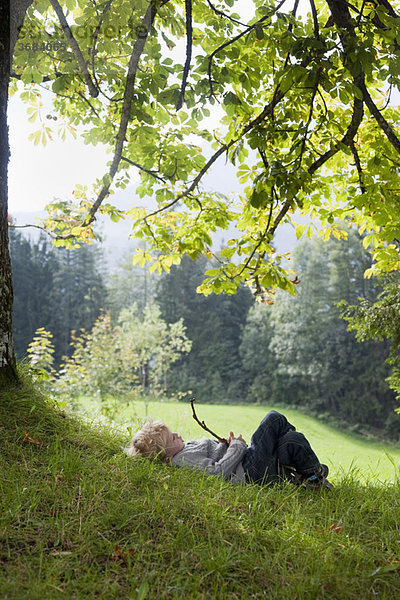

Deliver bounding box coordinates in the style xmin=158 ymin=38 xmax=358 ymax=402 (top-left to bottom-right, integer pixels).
xmin=223 ymin=91 xmax=241 ymax=106
xmin=295 ymin=224 xmax=306 ymax=239
xmin=52 ymin=76 xmax=68 ymax=94
xmin=254 ymin=25 xmax=264 ymax=40
xmin=219 ymin=247 xmax=236 ymax=259
xmin=28 ymin=130 xmax=41 ymax=146
xmin=250 ymin=189 xmax=269 ymax=208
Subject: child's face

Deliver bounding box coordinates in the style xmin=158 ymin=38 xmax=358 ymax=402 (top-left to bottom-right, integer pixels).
xmin=164 ymin=428 xmax=184 ymax=458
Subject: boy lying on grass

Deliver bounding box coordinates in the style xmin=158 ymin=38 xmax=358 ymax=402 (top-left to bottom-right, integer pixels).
xmin=125 ymin=410 xmax=333 ymax=489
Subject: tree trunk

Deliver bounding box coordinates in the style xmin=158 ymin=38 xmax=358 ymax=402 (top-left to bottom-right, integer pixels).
xmin=0 ymin=0 xmax=33 ymax=383
xmin=0 ymin=0 xmax=15 ymax=382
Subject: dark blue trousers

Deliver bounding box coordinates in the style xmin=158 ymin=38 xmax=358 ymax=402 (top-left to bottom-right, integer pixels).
xmin=241 ymin=410 xmax=321 ymax=484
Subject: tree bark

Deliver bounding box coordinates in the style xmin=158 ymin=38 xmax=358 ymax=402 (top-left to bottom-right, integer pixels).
xmin=0 ymin=0 xmax=33 ymax=383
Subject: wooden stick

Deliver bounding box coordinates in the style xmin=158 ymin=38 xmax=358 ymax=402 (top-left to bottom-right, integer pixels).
xmin=190 ymin=398 xmax=227 ymax=444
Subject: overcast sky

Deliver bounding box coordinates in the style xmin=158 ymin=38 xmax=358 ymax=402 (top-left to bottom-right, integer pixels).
xmin=8 ymin=90 xmax=112 ymax=214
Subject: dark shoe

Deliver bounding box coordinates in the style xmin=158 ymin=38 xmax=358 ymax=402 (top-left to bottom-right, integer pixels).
xmin=283 ymin=464 xmax=334 ymax=489
xmin=285 ymin=466 xmax=304 ymax=485
xmin=302 ymin=464 xmax=334 ymax=489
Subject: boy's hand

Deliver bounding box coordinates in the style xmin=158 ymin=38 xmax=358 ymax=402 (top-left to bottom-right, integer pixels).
xmin=227 ymin=431 xmax=247 ymax=446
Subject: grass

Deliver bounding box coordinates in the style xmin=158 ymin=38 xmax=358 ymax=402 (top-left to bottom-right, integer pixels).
xmin=1 ymin=382 xmax=400 ymax=599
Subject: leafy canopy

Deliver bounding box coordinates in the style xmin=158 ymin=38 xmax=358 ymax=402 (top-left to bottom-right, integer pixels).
xmin=11 ymin=0 xmax=400 ymax=298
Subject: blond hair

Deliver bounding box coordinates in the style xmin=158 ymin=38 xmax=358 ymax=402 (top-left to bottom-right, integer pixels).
xmin=125 ymin=420 xmax=170 ymax=461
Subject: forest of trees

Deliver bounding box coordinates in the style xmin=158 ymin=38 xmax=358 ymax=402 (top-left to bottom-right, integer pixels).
xmin=10 ymin=225 xmax=400 ymax=440
xmin=9 ymin=226 xmax=106 ymax=364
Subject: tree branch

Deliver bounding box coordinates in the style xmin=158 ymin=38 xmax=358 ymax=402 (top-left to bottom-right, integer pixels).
xmin=326 ymin=0 xmax=400 ymax=156
xmin=49 ymin=0 xmax=99 ymax=98
xmin=90 ymin=0 xmax=114 ymax=99
xmin=296 ymin=70 xmax=321 ymax=169
xmin=137 ymin=2 xmax=367 ymax=284
xmin=77 ymin=91 xmax=101 ymax=118
xmin=350 ymin=140 xmax=366 ymax=194
xmin=10 ymin=0 xmax=35 ymax=59
xmin=83 ymin=1 xmax=159 ymax=226
xmin=356 ymin=0 xmax=368 ymax=27
xmin=176 ymin=0 xmax=193 ymax=110
xmin=234 ymin=186 xmax=276 ymax=281
xmin=309 ymin=0 xmax=320 ymax=38
xmin=121 ymin=155 xmax=167 ymax=181
xmin=258 ymin=147 xmax=269 ymax=171
xmin=309 ymin=96 xmax=364 ymax=175
xmin=9 ymin=222 xmax=65 ymax=239
xmin=358 ymin=79 xmax=400 ymax=155
xmin=205 ymin=0 xmax=248 ymax=27
xmin=376 ymin=0 xmax=399 ymax=18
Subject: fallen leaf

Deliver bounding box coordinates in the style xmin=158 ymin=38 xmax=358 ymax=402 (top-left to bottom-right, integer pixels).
xmin=111 ymin=545 xmax=135 ymax=563
xmin=323 ymin=523 xmax=343 ymax=535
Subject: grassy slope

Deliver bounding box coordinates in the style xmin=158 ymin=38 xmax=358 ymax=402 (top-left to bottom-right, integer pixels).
xmin=1 ymin=384 xmax=400 ymax=600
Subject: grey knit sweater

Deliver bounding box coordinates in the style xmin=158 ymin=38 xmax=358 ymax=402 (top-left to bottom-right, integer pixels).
xmin=170 ymin=438 xmax=247 ymax=483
